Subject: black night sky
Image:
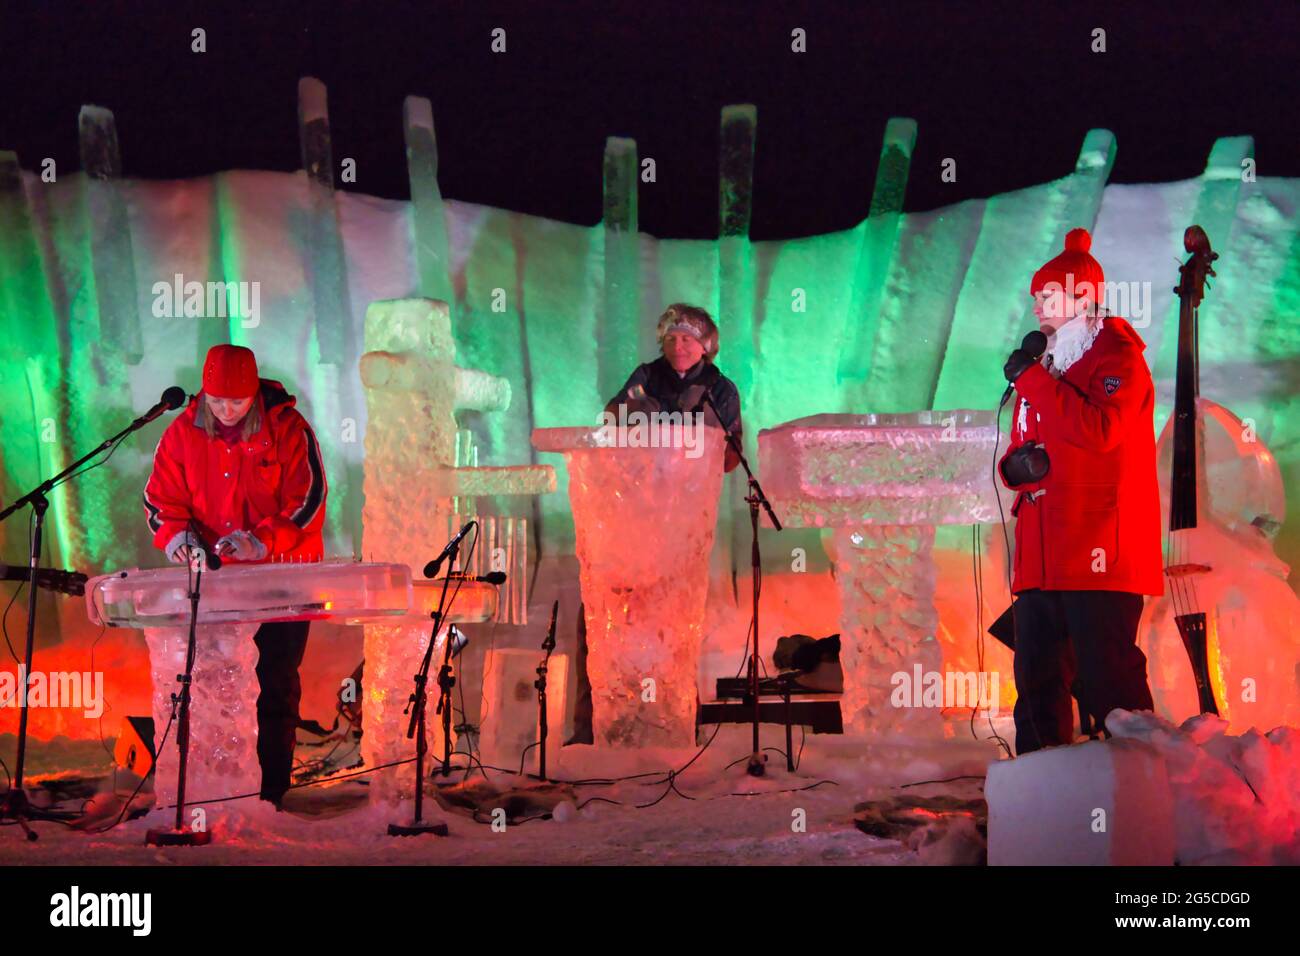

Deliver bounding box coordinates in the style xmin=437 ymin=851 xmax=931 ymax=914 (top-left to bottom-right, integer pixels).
xmin=3 ymin=0 xmax=1298 ymax=239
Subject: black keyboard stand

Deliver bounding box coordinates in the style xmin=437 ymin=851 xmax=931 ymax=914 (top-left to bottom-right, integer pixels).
xmin=698 ymin=673 xmax=844 ymax=769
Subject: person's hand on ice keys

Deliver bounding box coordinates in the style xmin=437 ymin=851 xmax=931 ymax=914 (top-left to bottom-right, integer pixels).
xmin=214 ymin=529 xmax=268 ymax=562
xmin=165 ymin=530 xmax=203 ymax=564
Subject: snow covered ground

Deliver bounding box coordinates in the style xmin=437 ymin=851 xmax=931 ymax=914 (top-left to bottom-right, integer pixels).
xmin=1 ymin=723 xmax=997 ymax=866
xmin=8 ymin=710 xmax=1298 ymax=866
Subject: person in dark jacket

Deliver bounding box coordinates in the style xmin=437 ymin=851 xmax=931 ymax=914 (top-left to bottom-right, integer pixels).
xmin=568 ymin=305 xmax=743 ymax=745
xmin=605 ymin=303 xmax=742 ymax=472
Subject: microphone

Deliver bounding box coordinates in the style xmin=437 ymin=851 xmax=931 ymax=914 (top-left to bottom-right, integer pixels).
xmin=444 ymin=570 xmax=507 ymax=586
xmin=542 ymin=599 xmax=558 ymax=652
xmin=191 ymin=548 xmax=221 ymax=572
xmin=136 ymin=386 xmax=188 ymax=426
xmin=422 ymin=521 xmax=477 ymax=578
xmin=186 ymin=519 xmax=222 ymax=571
xmin=1001 ymin=331 xmax=1048 ymax=406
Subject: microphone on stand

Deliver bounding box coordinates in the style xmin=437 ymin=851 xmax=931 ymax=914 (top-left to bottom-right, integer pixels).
xmin=535 ymin=599 xmax=560 ymax=781
xmin=542 ymin=599 xmax=558 ymax=652
xmin=186 ymin=519 xmax=222 ymax=571
xmin=136 ymin=387 xmax=188 ymax=427
xmin=445 ymin=570 xmax=507 ymax=586
xmin=1000 ymin=330 xmax=1048 ymax=407
xmin=422 ymin=521 xmax=477 ymax=578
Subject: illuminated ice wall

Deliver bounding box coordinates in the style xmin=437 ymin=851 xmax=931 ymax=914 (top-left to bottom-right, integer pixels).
xmin=2 ymin=89 xmax=1298 ymax=739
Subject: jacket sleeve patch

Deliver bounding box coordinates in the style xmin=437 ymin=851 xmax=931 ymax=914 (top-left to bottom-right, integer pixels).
xmin=1103 ymin=375 xmax=1122 ymax=395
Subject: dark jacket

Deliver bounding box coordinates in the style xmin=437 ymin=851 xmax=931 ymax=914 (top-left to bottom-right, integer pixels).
xmin=606 ymin=357 xmax=743 ymax=471
xmin=607 ymin=357 xmax=742 ymax=434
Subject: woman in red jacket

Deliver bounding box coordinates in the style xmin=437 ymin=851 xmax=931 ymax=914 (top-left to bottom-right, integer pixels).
xmin=999 ymin=229 xmax=1161 ymax=754
xmin=143 ymin=344 xmax=328 ymax=805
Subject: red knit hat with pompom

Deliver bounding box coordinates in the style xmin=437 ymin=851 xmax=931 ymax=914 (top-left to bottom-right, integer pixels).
xmin=1030 ymin=228 xmax=1105 ymax=304
xmin=202 ymin=344 xmax=259 ymax=398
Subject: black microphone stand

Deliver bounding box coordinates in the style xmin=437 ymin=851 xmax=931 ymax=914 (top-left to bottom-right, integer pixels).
xmin=0 ymin=401 xmax=177 ymax=839
xmin=146 ymin=540 xmax=215 ymax=847
xmin=698 ymin=392 xmax=782 ymax=777
xmin=389 ymin=533 xmax=471 ymax=837
xmin=533 ymin=600 xmax=559 ymax=781
xmin=434 ymin=624 xmax=461 ymax=778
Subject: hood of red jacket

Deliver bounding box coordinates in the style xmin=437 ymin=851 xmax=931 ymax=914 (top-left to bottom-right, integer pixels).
xmin=1103 ymin=315 xmax=1146 ymax=352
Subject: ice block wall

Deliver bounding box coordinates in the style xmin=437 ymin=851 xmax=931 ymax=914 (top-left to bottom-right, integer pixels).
xmin=3 ymin=92 xmax=1299 ymax=740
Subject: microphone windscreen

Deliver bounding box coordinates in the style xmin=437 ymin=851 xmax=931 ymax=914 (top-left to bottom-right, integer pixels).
xmin=162 ymin=386 xmax=188 ymax=409
xmin=1022 ymin=330 xmax=1048 ymax=358
xmin=481 ymin=571 xmax=508 ymax=586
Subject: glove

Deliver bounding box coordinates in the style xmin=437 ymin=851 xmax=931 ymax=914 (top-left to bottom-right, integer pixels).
xmin=1003 ymin=348 xmax=1039 ymax=384
xmin=164 ymin=530 xmax=203 ymax=564
xmin=1000 ymin=441 xmax=1050 ymax=488
xmin=214 ymin=530 xmax=269 ymax=562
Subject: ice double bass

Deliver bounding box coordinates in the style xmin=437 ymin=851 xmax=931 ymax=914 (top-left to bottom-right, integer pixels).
xmin=1139 ymin=225 xmax=1300 ymax=732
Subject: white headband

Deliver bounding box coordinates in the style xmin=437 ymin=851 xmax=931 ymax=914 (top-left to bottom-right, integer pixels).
xmin=663 ymin=321 xmax=703 ymax=340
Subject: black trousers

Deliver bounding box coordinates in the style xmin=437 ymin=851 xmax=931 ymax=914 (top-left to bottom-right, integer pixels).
xmin=1011 ymin=589 xmax=1153 ymax=755
xmin=253 ymin=620 xmax=310 ymax=802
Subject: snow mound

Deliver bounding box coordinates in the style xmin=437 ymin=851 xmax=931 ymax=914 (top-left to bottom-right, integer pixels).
xmin=1107 ymin=709 xmax=1300 ymax=865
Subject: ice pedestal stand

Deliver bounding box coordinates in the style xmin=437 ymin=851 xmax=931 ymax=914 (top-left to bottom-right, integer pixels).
xmin=143 ymin=623 xmax=261 ymax=827
xmin=760 ymin=412 xmax=1007 ymax=737
xmin=533 ymin=425 xmax=726 ymax=748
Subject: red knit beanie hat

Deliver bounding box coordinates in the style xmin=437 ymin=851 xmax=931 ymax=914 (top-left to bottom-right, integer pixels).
xmin=1030 ymin=228 xmax=1105 ymax=304
xmin=202 ymin=344 xmax=259 ymax=398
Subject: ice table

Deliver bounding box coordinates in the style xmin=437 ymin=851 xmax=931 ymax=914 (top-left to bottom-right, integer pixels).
xmin=86 ymin=561 xmax=496 ymax=820
xmin=759 ymin=411 xmax=1006 ymax=736
xmin=533 ymin=425 xmax=726 ymax=747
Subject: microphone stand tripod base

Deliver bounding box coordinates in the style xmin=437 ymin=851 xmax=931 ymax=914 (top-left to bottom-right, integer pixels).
xmin=144 ymin=826 xmax=213 ymax=847
xmin=746 ymin=753 xmax=768 ymax=778
xmin=387 ymin=818 xmax=449 ymax=837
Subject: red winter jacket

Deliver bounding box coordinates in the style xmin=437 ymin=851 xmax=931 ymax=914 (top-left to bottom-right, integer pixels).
xmin=998 ymin=316 xmax=1164 ymax=596
xmin=143 ymin=379 xmax=328 ymax=563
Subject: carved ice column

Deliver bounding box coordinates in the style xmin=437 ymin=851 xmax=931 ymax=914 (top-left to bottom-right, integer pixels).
xmin=143 ymin=624 xmax=261 ymax=815
xmin=760 ymin=411 xmax=1008 ymax=738
xmin=360 ymin=298 xmax=553 ymax=804
xmin=532 ymin=425 xmax=725 ymax=748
